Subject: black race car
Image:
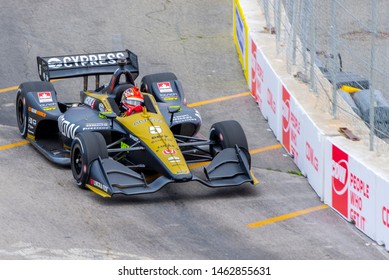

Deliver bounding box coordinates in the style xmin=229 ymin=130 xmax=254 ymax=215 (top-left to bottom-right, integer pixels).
xmin=16 ymin=49 xmax=255 ymax=197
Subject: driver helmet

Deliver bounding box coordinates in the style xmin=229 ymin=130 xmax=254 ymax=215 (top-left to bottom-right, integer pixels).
xmin=121 ymin=86 xmax=144 ymax=115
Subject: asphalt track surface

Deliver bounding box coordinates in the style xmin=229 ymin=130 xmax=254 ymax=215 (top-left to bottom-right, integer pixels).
xmin=0 ymin=0 xmax=388 ymax=260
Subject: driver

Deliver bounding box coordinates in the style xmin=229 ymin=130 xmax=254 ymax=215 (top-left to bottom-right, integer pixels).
xmin=120 ymin=86 xmax=144 ymax=116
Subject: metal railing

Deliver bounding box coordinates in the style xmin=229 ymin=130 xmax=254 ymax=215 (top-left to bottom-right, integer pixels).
xmin=259 ymin=0 xmax=389 ymax=154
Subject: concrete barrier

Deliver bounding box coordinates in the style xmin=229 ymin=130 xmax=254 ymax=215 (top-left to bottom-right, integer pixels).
xmin=234 ymin=0 xmax=389 ymax=251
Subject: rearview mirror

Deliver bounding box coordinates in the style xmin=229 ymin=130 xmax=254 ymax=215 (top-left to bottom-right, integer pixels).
xmin=99 ymin=111 xmax=117 ymax=127
xmin=168 ymin=105 xmax=181 ymax=124
xmin=99 ymin=111 xmax=117 ymax=119
xmin=168 ymin=105 xmax=181 ymax=114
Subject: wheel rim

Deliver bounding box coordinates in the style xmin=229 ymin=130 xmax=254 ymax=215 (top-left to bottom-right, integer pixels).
xmin=72 ymin=145 xmax=83 ymax=180
xmin=209 ymin=131 xmax=223 ymax=156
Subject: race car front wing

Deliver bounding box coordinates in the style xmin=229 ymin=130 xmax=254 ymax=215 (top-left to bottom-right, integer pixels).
xmin=85 ymin=145 xmax=254 ymax=197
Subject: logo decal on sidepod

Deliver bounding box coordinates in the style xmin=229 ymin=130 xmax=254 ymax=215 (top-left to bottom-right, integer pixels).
xmin=157 ymin=82 xmax=173 ymax=93
xmin=58 ymin=115 xmax=80 ymax=139
xmin=38 ymin=92 xmax=53 ymax=103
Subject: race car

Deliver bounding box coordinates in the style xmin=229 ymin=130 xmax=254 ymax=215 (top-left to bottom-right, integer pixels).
xmin=16 ymin=49 xmax=255 ymax=197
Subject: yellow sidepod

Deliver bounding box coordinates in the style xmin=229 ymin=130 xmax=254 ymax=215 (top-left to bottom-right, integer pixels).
xmin=117 ymin=109 xmax=191 ymax=176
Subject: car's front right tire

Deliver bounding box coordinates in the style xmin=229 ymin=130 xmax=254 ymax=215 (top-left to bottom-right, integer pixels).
xmin=209 ymin=120 xmax=251 ymax=167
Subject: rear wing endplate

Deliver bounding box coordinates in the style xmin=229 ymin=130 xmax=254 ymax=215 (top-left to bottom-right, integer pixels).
xmin=37 ymin=49 xmax=139 ymax=82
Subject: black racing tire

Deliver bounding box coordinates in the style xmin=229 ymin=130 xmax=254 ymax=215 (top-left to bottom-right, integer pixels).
xmin=140 ymin=72 xmax=178 ymax=94
xmin=209 ymin=120 xmax=250 ymax=166
xmin=70 ymin=132 xmax=108 ymax=189
xmin=16 ymin=89 xmax=28 ymax=138
xmin=16 ymin=81 xmax=57 ymax=138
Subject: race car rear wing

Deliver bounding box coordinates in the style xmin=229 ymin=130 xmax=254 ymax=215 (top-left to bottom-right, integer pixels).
xmin=37 ymin=49 xmax=139 ymax=83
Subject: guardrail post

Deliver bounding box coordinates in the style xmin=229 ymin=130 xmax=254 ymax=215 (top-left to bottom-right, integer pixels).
xmin=275 ymin=0 xmax=281 ymax=54
xmin=330 ymin=0 xmax=338 ymax=118
xmin=308 ymin=0 xmax=317 ymax=93
xmin=369 ymin=0 xmax=378 ymax=151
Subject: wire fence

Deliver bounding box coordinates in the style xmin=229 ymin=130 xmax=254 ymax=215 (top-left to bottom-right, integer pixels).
xmin=259 ymin=0 xmax=389 ymax=154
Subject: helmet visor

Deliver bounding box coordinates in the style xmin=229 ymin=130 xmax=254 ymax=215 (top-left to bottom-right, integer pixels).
xmin=125 ymin=99 xmax=142 ymax=106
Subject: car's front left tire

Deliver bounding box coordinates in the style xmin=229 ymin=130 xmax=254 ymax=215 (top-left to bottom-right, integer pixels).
xmin=71 ymin=132 xmax=108 ymax=189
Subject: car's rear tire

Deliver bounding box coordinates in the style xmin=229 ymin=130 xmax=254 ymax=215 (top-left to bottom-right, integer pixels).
xmin=16 ymin=90 xmax=27 ymax=138
xmin=71 ymin=132 xmax=108 ymax=189
xmin=209 ymin=120 xmax=250 ymax=166
xmin=16 ymin=81 xmax=57 ymax=138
